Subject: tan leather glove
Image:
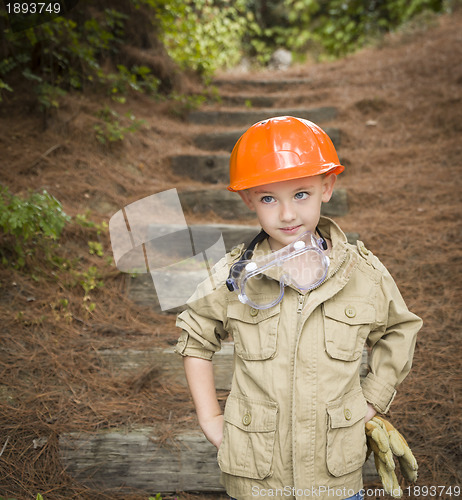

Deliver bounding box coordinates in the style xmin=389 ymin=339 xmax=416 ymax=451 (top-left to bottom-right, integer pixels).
xmin=365 ymin=416 xmax=418 ymax=498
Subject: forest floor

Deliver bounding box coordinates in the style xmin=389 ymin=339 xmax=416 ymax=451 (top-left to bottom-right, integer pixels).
xmin=0 ymin=9 xmax=461 ymax=500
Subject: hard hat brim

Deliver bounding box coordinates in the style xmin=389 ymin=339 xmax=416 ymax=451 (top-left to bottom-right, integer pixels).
xmin=227 ymin=163 xmax=344 ymax=192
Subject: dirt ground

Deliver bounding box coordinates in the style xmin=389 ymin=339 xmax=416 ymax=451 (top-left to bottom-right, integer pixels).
xmin=0 ymin=9 xmax=461 ymax=500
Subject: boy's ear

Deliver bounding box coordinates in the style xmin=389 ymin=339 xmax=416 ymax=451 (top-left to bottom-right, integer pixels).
xmin=321 ymin=174 xmax=337 ymax=203
xmin=238 ymin=190 xmax=256 ymax=211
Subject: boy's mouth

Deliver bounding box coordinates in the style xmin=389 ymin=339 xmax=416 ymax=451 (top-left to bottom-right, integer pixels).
xmin=280 ymin=225 xmax=301 ymax=234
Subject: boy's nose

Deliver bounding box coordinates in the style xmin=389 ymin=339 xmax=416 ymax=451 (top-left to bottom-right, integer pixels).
xmin=279 ymin=202 xmax=296 ymax=222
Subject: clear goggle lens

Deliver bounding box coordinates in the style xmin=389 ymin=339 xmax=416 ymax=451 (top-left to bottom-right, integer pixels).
xmin=227 ymin=231 xmax=329 ymax=310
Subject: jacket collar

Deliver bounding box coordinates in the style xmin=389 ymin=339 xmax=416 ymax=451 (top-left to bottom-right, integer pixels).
xmin=249 ymin=217 xmax=352 ymax=287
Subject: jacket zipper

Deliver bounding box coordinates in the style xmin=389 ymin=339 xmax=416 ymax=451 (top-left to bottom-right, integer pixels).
xmin=297 ymin=294 xmax=304 ymax=314
xmin=308 ymin=251 xmax=349 ymax=293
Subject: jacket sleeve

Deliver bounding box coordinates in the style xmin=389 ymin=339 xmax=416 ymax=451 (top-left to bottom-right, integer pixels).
xmin=361 ymin=264 xmax=422 ymax=413
xmin=174 ymin=255 xmax=231 ymax=360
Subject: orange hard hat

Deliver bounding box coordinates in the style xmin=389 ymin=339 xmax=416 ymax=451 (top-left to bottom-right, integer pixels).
xmin=228 ymin=116 xmax=344 ymax=192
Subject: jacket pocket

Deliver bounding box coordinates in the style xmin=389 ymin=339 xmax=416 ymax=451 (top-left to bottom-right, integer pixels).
xmin=218 ymin=394 xmax=278 ymax=479
xmin=323 ymin=300 xmax=375 ymax=361
xmin=227 ymin=300 xmax=280 ymax=360
xmin=326 ymin=388 xmax=368 ymax=477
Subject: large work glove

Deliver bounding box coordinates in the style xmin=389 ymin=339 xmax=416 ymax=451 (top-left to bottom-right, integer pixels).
xmin=365 ymin=416 xmax=418 ymax=498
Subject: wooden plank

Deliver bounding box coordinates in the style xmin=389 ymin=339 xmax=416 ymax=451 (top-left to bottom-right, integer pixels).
xmin=99 ymin=344 xmax=368 ymax=392
xmin=60 ymin=427 xmax=377 ymax=493
xmin=64 ymin=346 xmax=374 ymax=492
xmin=169 ymin=154 xmax=230 ymax=184
xmin=130 ymin=222 xmax=359 ymax=256
xmin=218 ymin=94 xmax=277 ymax=108
xmin=125 ymin=223 xmax=359 ymax=314
xmin=99 ymin=343 xmax=235 ymax=391
xmin=178 ymin=188 xmax=348 ymax=220
xmin=187 ymin=107 xmax=338 ymax=127
xmin=60 ymin=429 xmax=223 ymax=493
xmin=212 ymin=78 xmax=314 ymax=89
xmin=192 ymin=127 xmax=340 ymax=152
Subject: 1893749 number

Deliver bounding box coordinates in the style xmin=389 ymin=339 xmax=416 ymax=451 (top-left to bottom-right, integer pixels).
xmin=6 ymin=3 xmax=61 ymax=14
xmin=404 ymin=485 xmax=461 ymax=497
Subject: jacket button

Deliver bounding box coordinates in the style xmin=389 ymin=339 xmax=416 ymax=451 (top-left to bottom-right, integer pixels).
xmin=250 ymin=307 xmax=259 ymax=317
xmin=345 ymin=306 xmax=356 ymax=318
xmin=359 ymin=242 xmax=370 ymax=255
xmin=242 ymin=412 xmax=252 ymax=426
xmin=344 ymin=408 xmax=352 ymax=420
xmin=230 ymin=247 xmax=241 ymax=257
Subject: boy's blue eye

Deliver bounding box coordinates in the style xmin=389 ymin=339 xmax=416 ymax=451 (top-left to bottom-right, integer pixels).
xmin=261 ymin=195 xmax=274 ymax=203
xmin=294 ymin=192 xmax=309 ymax=200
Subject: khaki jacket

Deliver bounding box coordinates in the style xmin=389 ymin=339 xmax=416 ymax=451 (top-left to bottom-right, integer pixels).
xmin=175 ymin=217 xmax=422 ymax=500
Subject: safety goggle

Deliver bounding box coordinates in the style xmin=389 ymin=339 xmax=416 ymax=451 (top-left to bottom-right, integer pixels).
xmin=226 ymin=230 xmax=329 ymax=310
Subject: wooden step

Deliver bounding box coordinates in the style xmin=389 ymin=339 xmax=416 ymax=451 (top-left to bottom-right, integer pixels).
xmin=132 ymin=222 xmax=359 ymax=258
xmin=61 ymin=346 xmax=375 ymax=493
xmin=99 ymin=343 xmax=233 ymax=390
xmin=178 ymin=187 xmax=348 ymax=220
xmin=169 ymin=152 xmax=347 ymax=184
xmin=212 ymin=77 xmax=314 ymax=90
xmin=60 ymin=428 xmax=377 ymax=493
xmin=193 ymin=126 xmax=340 ymax=152
xmin=187 ymin=107 xmax=337 ymax=127
xmin=218 ymin=94 xmax=277 ymax=108
xmin=217 ymin=94 xmax=329 ymax=109
xmin=99 ymin=344 xmax=367 ymax=391
xmin=126 ymin=222 xmax=359 ymax=313
xmin=170 ymin=154 xmax=229 ymax=184
xmin=60 ymin=429 xmax=224 ymax=493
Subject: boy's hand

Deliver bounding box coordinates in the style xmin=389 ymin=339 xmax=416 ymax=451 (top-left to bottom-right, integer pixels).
xmin=365 ymin=416 xmax=418 ymax=498
xmin=365 ymin=403 xmax=377 ymax=423
xmin=200 ymin=413 xmax=224 ymax=449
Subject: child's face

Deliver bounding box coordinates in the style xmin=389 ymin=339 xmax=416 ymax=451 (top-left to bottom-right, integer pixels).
xmin=238 ymin=174 xmax=336 ymax=250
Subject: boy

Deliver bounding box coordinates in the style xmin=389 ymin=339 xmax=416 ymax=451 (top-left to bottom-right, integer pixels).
xmin=175 ymin=116 xmax=422 ymax=500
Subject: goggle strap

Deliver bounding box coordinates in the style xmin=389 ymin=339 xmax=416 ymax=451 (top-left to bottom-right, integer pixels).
xmin=316 ymin=226 xmax=328 ymax=250
xmin=226 ymin=229 xmax=269 ymax=292
xmin=242 ymin=229 xmax=269 ymax=260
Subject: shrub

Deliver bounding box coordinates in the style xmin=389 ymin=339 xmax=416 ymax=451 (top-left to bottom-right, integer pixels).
xmin=0 ymin=187 xmax=70 ymax=267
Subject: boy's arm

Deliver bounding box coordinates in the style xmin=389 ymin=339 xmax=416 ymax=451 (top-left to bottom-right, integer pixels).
xmin=362 ymin=266 xmax=422 ymax=414
xmin=183 ymin=356 xmax=224 ymax=449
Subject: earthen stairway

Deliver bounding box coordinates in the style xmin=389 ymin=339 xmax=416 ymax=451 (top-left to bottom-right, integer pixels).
xmin=59 ymin=77 xmax=377 ymax=494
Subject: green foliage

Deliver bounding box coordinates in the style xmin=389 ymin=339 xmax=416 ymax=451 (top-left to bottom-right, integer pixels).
xmin=0 ymin=186 xmax=70 ymax=267
xmin=75 ymin=212 xmax=108 ymax=235
xmin=93 ymin=106 xmax=144 ymax=145
xmin=88 ymin=241 xmax=104 ymax=257
xmin=310 ymin=0 xmax=444 ymax=57
xmin=79 ymin=265 xmax=104 ymax=296
xmin=236 ymin=0 xmax=444 ymax=60
xmin=75 ymin=265 xmax=104 ymax=314
xmin=243 ymin=0 xmax=321 ymax=63
xmin=152 ymin=0 xmax=251 ymax=75
xmin=0 ymin=0 xmax=448 ymax=107
xmin=149 ymin=0 xmax=445 ymax=69
xmin=0 ymin=6 xmax=159 ymax=109
xmin=0 ymin=77 xmax=13 ymax=102
xmin=106 ymin=64 xmax=160 ymax=100
xmin=167 ymin=91 xmax=207 ymax=117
